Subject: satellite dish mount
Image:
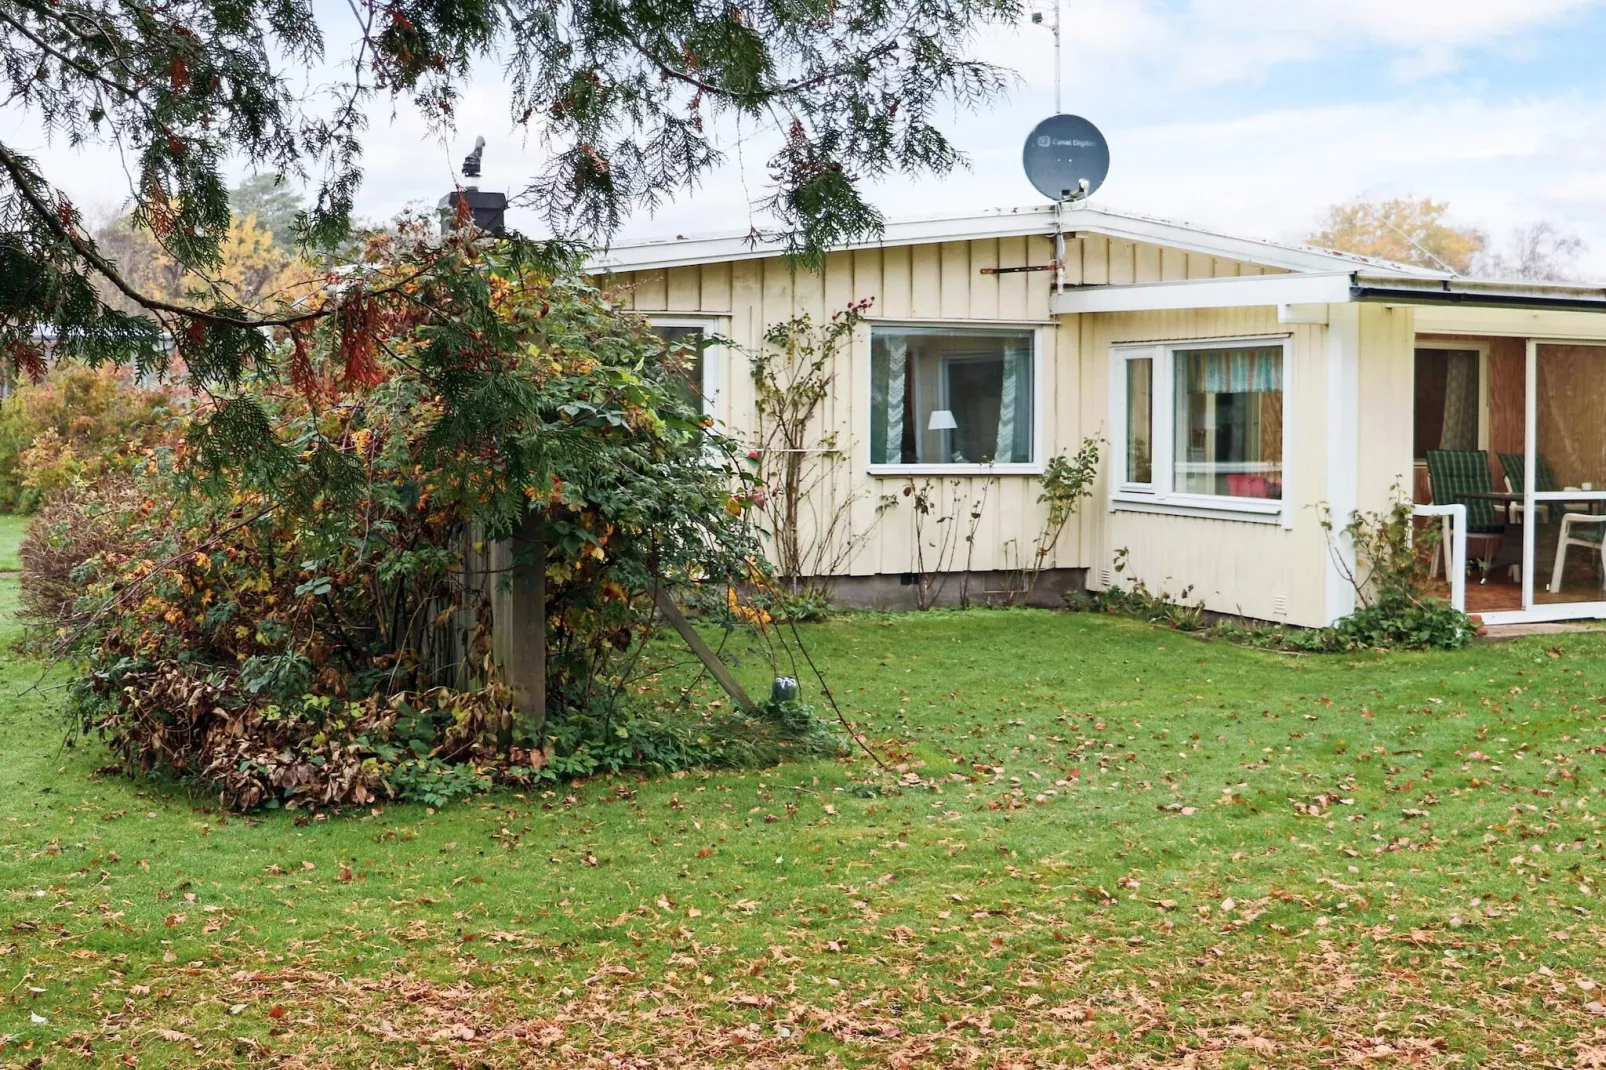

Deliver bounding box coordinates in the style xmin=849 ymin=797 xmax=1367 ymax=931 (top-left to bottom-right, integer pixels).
xmin=1021 ymin=113 xmax=1110 ymax=294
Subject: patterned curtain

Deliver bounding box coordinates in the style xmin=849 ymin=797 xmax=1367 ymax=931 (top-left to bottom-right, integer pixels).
xmin=1439 ymin=351 xmax=1478 ymax=451
xmin=1181 ymin=347 xmax=1282 ymax=394
xmin=884 ymin=338 xmax=907 ymax=464
xmin=993 ymin=342 xmax=1030 ymax=463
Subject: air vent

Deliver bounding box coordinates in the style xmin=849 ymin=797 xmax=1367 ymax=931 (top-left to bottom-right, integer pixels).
xmin=1099 ymin=567 xmax=1113 ymax=586
xmin=1273 ymin=593 xmax=1289 ymax=618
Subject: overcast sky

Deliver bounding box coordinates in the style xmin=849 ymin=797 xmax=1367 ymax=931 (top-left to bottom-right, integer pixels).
xmin=8 ymin=0 xmax=1606 ymax=275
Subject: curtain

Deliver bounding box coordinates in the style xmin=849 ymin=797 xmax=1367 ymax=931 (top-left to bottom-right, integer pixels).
xmin=993 ymin=342 xmax=1030 ymax=463
xmin=1181 ymin=347 xmax=1282 ymax=394
xmin=1439 ymin=351 xmax=1478 ymax=451
xmin=884 ymin=337 xmax=907 ymax=465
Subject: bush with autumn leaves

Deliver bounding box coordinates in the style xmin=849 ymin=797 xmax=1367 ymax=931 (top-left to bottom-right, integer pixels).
xmin=29 ymin=227 xmax=832 ymax=811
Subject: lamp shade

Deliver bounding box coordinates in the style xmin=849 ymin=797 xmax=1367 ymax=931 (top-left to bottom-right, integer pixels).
xmin=927 ymin=409 xmax=958 ymax=431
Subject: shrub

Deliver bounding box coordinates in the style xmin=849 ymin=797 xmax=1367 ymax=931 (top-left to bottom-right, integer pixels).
xmin=44 ymin=236 xmax=835 ymax=811
xmin=0 ymin=367 xmax=178 ymax=512
xmin=16 ymin=478 xmax=146 ymax=641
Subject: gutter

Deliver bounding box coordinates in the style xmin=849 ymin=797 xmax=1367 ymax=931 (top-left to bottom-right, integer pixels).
xmin=1350 ymin=278 xmax=1606 ymax=314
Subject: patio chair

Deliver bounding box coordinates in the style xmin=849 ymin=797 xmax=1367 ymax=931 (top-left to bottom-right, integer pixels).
xmin=1498 ymin=452 xmax=1562 ymax=523
xmin=1425 ymin=449 xmax=1506 ymax=578
xmin=1549 ymin=514 xmax=1606 ymax=594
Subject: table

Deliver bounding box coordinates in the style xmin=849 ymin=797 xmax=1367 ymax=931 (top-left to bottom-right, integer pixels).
xmin=1455 ymin=492 xmax=1565 ymax=573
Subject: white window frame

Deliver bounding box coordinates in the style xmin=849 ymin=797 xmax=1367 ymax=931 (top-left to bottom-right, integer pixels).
xmin=1109 ymin=334 xmax=1293 ymax=525
xmin=865 ymin=320 xmax=1046 ymax=477
xmin=641 ymin=314 xmax=723 ymax=421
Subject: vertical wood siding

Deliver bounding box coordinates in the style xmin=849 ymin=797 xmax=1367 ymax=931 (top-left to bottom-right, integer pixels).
xmin=1079 ymin=307 xmax=1332 ymax=627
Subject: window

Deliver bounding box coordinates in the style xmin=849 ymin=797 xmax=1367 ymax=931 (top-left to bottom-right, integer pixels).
xmin=870 ymin=326 xmax=1035 ymax=468
xmin=1173 ymin=347 xmax=1283 ymax=500
xmin=1125 ymin=356 xmax=1153 ymax=485
xmin=1112 ymin=338 xmax=1289 ymax=519
xmin=644 ymin=320 xmax=718 ymax=418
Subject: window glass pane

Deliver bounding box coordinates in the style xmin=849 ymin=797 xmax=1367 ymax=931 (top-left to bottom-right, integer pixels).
xmin=647 ymin=324 xmax=705 ymax=413
xmin=870 ymin=328 xmax=1034 ymax=465
xmin=1172 ymin=346 xmax=1283 ymax=499
xmin=1125 ymin=357 xmax=1153 ymax=484
xmin=1535 ymin=343 xmax=1606 ymax=606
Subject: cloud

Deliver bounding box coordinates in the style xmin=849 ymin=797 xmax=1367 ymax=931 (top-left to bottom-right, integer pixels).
xmin=993 ymin=0 xmax=1606 ymax=89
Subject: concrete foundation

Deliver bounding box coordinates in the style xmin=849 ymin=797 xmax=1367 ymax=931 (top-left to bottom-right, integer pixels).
xmin=807 ymin=568 xmax=1086 ymax=611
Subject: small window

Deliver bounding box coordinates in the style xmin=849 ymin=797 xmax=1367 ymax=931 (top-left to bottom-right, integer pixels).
xmin=870 ymin=327 xmax=1035 ymax=466
xmin=646 ymin=323 xmax=707 ymax=415
xmin=1172 ymin=346 xmax=1284 ymax=500
xmin=1111 ymin=337 xmax=1289 ymax=519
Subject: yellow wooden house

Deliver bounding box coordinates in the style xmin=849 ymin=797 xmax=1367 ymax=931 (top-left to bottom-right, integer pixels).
xmin=595 ymin=203 xmax=1606 ymax=627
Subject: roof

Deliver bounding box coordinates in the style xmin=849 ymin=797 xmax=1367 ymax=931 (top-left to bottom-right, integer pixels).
xmin=588 ymin=201 xmax=1450 ymax=279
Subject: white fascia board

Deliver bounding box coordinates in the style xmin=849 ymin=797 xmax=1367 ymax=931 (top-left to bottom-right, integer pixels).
xmin=1049 ymin=271 xmax=1356 ymax=316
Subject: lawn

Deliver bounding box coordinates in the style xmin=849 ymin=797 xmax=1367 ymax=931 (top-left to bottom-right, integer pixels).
xmin=5 ymin=576 xmax=1606 ymax=1068
xmin=0 ymin=513 xmax=24 ymax=571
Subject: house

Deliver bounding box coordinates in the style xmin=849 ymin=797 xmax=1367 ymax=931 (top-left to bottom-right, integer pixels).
xmin=593 ymin=202 xmax=1606 ymax=628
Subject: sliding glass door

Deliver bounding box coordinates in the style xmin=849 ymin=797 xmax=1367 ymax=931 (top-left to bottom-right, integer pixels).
xmin=1510 ymin=340 xmax=1606 ymax=621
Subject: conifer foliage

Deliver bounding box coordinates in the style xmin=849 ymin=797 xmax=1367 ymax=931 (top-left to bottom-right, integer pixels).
xmin=1 ymin=0 xmax=1019 ymax=428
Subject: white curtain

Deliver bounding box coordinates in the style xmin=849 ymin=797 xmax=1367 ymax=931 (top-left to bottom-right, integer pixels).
xmin=885 ymin=338 xmax=907 ymax=464
xmin=993 ymin=342 xmax=1029 ymax=463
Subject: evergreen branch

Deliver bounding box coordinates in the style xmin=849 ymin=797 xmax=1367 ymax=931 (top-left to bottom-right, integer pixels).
xmin=0 ymin=139 xmax=437 ymax=331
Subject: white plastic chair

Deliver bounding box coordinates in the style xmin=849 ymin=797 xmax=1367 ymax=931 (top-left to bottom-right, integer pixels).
xmin=1548 ymin=513 xmax=1606 ymax=594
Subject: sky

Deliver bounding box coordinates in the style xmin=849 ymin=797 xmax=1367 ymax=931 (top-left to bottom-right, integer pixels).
xmin=8 ymin=0 xmax=1606 ymax=275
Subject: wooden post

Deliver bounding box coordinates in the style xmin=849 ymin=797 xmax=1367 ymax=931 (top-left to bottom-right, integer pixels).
xmin=653 ymin=588 xmax=755 ymax=712
xmin=504 ymin=510 xmax=547 ymax=740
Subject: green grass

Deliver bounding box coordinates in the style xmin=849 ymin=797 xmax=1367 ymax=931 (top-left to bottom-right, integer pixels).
xmin=0 ymin=513 xmax=24 ymax=571
xmin=6 ymin=587 xmax=1606 ymax=1067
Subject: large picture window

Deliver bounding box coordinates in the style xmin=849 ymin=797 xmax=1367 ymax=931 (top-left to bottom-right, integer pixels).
xmin=870 ymin=326 xmax=1035 ymax=468
xmin=1112 ymin=338 xmax=1289 ymax=519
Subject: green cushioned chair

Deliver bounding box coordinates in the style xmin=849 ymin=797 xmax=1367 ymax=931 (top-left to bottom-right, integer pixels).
xmin=1425 ymin=449 xmax=1505 ymax=535
xmin=1425 ymin=449 xmax=1507 ymax=578
xmin=1497 ymin=452 xmax=1562 ymax=496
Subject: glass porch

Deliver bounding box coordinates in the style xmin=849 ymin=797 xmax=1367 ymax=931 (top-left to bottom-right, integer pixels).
xmin=1415 ymin=336 xmax=1606 ymax=623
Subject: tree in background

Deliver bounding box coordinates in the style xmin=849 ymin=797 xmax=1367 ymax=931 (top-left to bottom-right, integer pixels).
xmin=85 ymin=178 xmax=314 ymax=318
xmin=1309 ymin=197 xmax=1485 ymax=275
xmin=229 ymin=174 xmax=304 ymax=246
xmin=89 ymin=211 xmax=317 ymax=315
xmin=0 ymin=366 xmax=177 ymax=512
xmin=1311 ymin=197 xmax=1591 ymax=281
xmin=1475 ymin=222 xmax=1589 ymax=282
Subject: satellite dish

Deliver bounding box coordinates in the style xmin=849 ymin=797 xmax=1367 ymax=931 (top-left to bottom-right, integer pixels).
xmin=1022 ymin=115 xmax=1109 ymax=202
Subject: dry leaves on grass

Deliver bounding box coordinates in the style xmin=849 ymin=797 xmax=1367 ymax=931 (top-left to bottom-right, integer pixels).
xmin=18 ymin=931 xmax=1605 ymax=1069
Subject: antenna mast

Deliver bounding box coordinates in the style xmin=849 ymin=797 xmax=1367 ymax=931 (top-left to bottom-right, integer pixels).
xmin=1031 ymin=0 xmax=1063 ymax=114
xmin=1053 ymin=0 xmax=1061 ymax=115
